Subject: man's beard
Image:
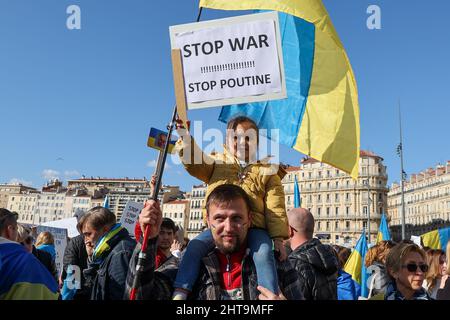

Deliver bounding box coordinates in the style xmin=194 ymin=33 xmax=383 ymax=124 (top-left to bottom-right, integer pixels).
xmin=216 ymin=235 xmax=243 ymax=255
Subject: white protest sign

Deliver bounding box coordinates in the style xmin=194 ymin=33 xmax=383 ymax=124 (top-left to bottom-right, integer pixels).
xmin=170 ymin=11 xmax=286 ymax=109
xmin=119 ymin=201 xmax=144 ymax=236
xmin=36 ymin=225 xmax=68 ymax=277
xmin=42 ymin=217 xmax=79 ymax=238
xmin=411 ymin=235 xmax=422 ymax=247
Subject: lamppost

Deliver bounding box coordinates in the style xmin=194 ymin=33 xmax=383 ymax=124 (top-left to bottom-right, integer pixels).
xmin=364 ymin=179 xmax=371 ymax=244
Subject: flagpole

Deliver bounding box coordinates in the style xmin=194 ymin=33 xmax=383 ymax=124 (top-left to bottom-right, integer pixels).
xmin=399 ymin=101 xmax=406 ymax=240
xmin=129 ymin=6 xmax=203 ymax=300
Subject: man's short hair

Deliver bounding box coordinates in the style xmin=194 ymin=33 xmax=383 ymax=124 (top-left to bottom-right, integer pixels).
xmin=205 ymin=184 xmax=252 ymax=216
xmin=79 ymin=206 xmax=116 ymax=231
xmin=161 ymin=218 xmax=177 ymax=233
xmin=288 ymin=208 xmax=315 ymax=239
xmin=0 ymin=208 xmax=18 ymax=234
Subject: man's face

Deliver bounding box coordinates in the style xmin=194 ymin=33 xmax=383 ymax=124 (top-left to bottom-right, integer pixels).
xmin=82 ymin=223 xmax=108 ymax=249
xmin=207 ymin=198 xmax=250 ymax=255
xmin=158 ymin=134 xmax=167 ymax=148
xmin=5 ymin=222 xmax=18 ymax=242
xmin=157 ymin=227 xmax=175 ymax=251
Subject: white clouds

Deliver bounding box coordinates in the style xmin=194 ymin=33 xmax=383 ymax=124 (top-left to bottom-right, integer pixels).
xmin=9 ymin=178 xmax=33 ymax=186
xmin=42 ymin=169 xmax=60 ymax=180
xmin=64 ymin=170 xmax=80 ymax=178
xmin=147 ymin=160 xmax=171 ymax=169
xmin=147 ymin=160 xmax=157 ymax=168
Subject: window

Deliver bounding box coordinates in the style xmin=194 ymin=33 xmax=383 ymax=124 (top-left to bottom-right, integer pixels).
xmin=326 ymin=222 xmax=330 ymax=230
xmin=318 ymin=222 xmax=321 ymax=230
xmin=326 ymin=208 xmax=330 ymax=216
xmin=363 ymin=221 xmax=367 ymax=229
xmin=346 ymin=221 xmax=350 ymax=230
xmin=327 ymin=170 xmax=331 ymax=177
xmin=335 ymin=207 xmax=339 ymax=216
xmin=346 ymin=193 xmax=350 ymax=201
xmin=363 ymin=206 xmax=368 ymax=215
xmin=335 ymin=221 xmax=339 ymax=229
xmin=346 ymin=207 xmax=350 ymax=216
xmin=318 ymin=208 xmax=321 ymax=216
xmin=318 ymin=194 xmax=321 ymax=201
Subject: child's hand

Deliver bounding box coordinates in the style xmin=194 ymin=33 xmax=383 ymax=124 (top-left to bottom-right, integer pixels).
xmin=257 ymin=286 xmax=286 ymax=300
xmin=274 ymin=239 xmax=287 ymax=261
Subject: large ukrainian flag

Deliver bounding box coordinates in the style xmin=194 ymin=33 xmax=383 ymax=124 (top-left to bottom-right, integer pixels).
xmin=0 ymin=238 xmax=59 ymax=300
xmin=201 ymin=0 xmax=360 ymax=178
xmin=421 ymin=227 xmax=450 ymax=250
xmin=343 ymin=230 xmax=368 ymax=298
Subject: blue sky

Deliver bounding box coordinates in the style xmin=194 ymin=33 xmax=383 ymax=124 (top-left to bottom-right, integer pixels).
xmin=0 ymin=0 xmax=449 ymax=192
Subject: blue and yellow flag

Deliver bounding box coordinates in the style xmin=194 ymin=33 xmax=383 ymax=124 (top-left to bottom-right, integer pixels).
xmin=202 ymin=0 xmax=360 ymax=178
xmin=294 ymin=176 xmax=301 ymax=208
xmin=421 ymin=227 xmax=450 ymax=250
xmin=0 ymin=238 xmax=59 ymax=300
xmin=147 ymin=128 xmax=176 ymax=154
xmin=376 ymin=213 xmax=391 ymax=244
xmin=103 ymin=195 xmax=110 ymax=209
xmin=343 ymin=230 xmax=368 ymax=298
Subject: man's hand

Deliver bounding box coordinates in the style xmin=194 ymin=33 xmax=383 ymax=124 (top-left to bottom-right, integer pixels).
xmin=257 ymin=286 xmax=286 ymax=300
xmin=139 ymin=200 xmax=162 ymax=241
xmin=274 ymin=239 xmax=287 ymax=261
xmin=85 ymin=242 xmax=94 ymax=257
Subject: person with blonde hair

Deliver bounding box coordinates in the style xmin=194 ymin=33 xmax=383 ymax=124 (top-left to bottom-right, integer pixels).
xmin=35 ymin=231 xmax=56 ymax=261
xmin=423 ymin=249 xmax=446 ymax=299
xmin=17 ymin=224 xmax=58 ymax=281
xmin=370 ymin=242 xmax=431 ymax=300
xmin=365 ymin=240 xmax=396 ymax=297
xmin=437 ymin=241 xmax=450 ymax=300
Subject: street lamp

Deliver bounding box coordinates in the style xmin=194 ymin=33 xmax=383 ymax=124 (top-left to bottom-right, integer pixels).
xmin=364 ymin=179 xmax=371 ymax=244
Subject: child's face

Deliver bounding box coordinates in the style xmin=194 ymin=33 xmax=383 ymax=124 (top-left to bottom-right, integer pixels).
xmin=226 ymin=121 xmax=258 ymax=162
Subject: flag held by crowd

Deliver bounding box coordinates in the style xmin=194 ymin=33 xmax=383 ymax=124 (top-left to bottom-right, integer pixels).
xmin=343 ymin=230 xmax=368 ymax=298
xmin=376 ymin=213 xmax=391 ymax=244
xmin=294 ymin=176 xmax=301 ymax=208
xmin=421 ymin=227 xmax=450 ymax=250
xmin=207 ymin=0 xmax=360 ymax=178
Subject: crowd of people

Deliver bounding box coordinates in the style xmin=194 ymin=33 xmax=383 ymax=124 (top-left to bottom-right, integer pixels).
xmin=1 ymin=116 xmax=449 ymax=300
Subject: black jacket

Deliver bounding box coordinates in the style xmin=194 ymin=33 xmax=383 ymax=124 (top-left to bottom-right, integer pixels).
xmin=84 ymin=228 xmax=136 ymax=300
xmin=437 ymin=277 xmax=450 ymax=300
xmin=62 ymin=234 xmax=89 ymax=300
xmin=32 ymin=246 xmax=58 ymax=282
xmin=289 ymin=238 xmax=339 ymax=300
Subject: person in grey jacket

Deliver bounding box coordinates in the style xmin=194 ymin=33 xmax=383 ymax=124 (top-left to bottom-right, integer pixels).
xmin=287 ymin=208 xmax=339 ymax=300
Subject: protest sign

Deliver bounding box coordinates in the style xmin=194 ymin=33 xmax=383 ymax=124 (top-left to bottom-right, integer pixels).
xmin=42 ymin=217 xmax=79 ymax=238
xmin=119 ymin=201 xmax=144 ymax=236
xmin=170 ymin=11 xmax=286 ymax=109
xmin=36 ymin=225 xmax=68 ymax=277
xmin=147 ymin=128 xmax=177 ymax=153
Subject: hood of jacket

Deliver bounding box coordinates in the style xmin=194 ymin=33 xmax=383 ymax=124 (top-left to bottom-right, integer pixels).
xmin=290 ymin=238 xmax=339 ymax=276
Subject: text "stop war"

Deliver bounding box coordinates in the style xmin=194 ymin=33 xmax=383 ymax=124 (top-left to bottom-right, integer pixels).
xmin=183 ymin=34 xmax=269 ymax=58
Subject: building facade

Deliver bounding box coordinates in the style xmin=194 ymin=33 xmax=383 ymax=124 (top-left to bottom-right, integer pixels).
xmin=187 ymin=183 xmax=207 ymax=239
xmin=162 ymin=200 xmax=190 ymax=234
xmin=282 ymin=150 xmax=389 ymax=247
xmin=0 ymin=183 xmax=37 ymax=210
xmin=68 ymin=177 xmax=183 ymax=220
xmin=388 ymin=161 xmax=450 ymax=240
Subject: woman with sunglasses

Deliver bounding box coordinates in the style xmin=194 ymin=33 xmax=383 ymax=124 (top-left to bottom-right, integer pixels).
xmin=423 ymin=249 xmax=446 ymax=299
xmin=437 ymin=241 xmax=450 ymax=300
xmin=371 ymin=242 xmax=431 ymax=300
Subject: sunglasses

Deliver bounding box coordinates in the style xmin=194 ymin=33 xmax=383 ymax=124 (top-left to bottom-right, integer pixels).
xmin=402 ymin=263 xmax=429 ymax=273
